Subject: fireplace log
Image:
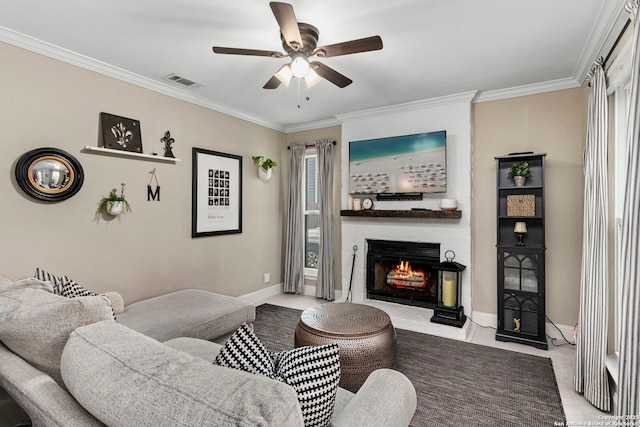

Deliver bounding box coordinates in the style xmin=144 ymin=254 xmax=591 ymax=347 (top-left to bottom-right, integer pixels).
xmin=386 ymin=271 xmax=426 ymax=289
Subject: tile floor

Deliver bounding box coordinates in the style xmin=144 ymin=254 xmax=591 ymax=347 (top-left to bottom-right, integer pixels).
xmin=258 ymin=293 xmax=608 ymax=425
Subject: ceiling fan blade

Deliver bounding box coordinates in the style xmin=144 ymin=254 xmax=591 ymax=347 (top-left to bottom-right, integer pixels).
xmin=270 ymin=2 xmax=303 ymax=50
xmin=212 ymin=46 xmax=284 ymax=58
xmin=310 ymin=62 xmax=353 ymax=88
xmin=313 ymin=36 xmax=383 ymax=58
xmin=263 ymin=75 xmax=282 ymax=89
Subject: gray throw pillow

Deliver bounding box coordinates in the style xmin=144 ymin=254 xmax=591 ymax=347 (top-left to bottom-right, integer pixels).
xmin=0 ymin=281 xmax=114 ymax=385
xmin=34 ymin=267 xmax=116 ymax=320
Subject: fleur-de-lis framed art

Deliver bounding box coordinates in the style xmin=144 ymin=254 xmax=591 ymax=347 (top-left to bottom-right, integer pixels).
xmin=100 ymin=112 xmax=143 ymax=154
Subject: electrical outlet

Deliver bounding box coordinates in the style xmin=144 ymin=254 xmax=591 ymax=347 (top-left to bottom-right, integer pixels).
xmin=263 ymin=273 xmax=270 ymax=284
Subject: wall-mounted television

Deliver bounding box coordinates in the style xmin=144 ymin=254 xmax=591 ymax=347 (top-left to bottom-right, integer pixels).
xmin=349 ymin=130 xmax=446 ymax=194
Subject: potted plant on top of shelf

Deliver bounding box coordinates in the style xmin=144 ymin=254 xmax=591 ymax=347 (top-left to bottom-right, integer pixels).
xmin=252 ymin=155 xmax=278 ymax=181
xmin=96 ymin=183 xmax=132 ymax=217
xmin=507 ymin=161 xmax=532 ymax=187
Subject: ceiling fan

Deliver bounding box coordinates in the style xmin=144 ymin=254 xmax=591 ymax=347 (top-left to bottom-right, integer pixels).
xmin=212 ymin=2 xmax=383 ymax=89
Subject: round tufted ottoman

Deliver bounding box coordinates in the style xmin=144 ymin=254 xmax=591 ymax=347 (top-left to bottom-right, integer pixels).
xmin=294 ymin=303 xmax=397 ymax=392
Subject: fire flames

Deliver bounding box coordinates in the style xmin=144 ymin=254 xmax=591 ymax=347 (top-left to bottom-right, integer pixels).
xmin=387 ymin=260 xmax=426 ymax=289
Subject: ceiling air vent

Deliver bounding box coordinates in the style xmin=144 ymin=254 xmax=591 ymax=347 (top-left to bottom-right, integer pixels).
xmin=162 ymin=73 xmax=203 ymax=89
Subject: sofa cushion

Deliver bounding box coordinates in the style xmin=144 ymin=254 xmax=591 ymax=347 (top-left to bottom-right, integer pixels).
xmin=163 ymin=336 xmax=222 ymax=363
xmin=61 ymin=321 xmax=304 ymax=427
xmin=117 ymin=289 xmax=255 ymax=342
xmin=0 ymin=280 xmax=114 ymax=385
xmin=0 ymin=276 xmax=53 ymax=293
xmin=215 ymin=323 xmax=341 ymax=427
xmin=34 ymin=268 xmax=117 ymax=319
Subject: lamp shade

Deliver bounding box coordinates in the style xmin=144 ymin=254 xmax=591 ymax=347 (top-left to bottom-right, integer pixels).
xmin=274 ymin=64 xmax=293 ymax=87
xmin=514 ymin=222 xmax=528 ymax=233
xmin=304 ymin=68 xmax=322 ymax=88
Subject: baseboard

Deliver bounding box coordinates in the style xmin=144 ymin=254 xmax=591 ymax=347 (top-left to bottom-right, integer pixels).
xmin=240 ymin=283 xmax=342 ymax=304
xmin=470 ymin=311 xmax=496 ymax=328
xmin=303 ymin=284 xmax=343 ymax=300
xmin=240 ymin=283 xmax=283 ymax=304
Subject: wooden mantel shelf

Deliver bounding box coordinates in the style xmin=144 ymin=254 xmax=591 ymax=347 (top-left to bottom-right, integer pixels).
xmin=340 ymin=209 xmax=462 ymax=219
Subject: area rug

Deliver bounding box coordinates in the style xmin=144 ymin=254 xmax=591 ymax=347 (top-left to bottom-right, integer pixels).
xmin=253 ymin=303 xmax=566 ymax=427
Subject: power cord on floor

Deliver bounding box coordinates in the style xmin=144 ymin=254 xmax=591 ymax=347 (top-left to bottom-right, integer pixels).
xmin=466 ymin=315 xmax=576 ymax=348
xmin=545 ymin=316 xmax=576 ymax=347
xmin=467 ymin=316 xmax=495 ymax=330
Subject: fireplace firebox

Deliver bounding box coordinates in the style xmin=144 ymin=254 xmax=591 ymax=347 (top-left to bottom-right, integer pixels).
xmin=366 ymin=239 xmax=440 ymax=308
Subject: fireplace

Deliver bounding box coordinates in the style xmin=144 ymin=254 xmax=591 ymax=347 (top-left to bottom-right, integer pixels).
xmin=366 ymin=239 xmax=440 ymax=308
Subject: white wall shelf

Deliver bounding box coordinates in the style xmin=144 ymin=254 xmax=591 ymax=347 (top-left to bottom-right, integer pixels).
xmin=82 ymin=146 xmax=180 ymax=163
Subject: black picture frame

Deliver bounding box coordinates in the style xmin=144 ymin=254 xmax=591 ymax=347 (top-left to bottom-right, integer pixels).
xmin=15 ymin=147 xmax=84 ymax=202
xmin=100 ymin=112 xmax=143 ymax=154
xmin=192 ymin=147 xmax=242 ymax=237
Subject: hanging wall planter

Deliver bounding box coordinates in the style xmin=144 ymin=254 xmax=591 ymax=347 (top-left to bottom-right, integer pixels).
xmin=96 ymin=183 xmax=132 ymax=217
xmin=258 ymin=167 xmax=272 ymax=181
xmin=107 ymin=201 xmax=125 ymax=216
xmin=252 ymin=156 xmax=277 ymax=182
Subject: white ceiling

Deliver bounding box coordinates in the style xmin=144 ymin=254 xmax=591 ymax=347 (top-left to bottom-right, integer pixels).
xmin=0 ymin=0 xmax=628 ymax=132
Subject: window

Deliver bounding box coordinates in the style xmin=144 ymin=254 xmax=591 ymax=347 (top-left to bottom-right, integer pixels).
xmin=611 ymin=85 xmax=628 ymax=358
xmin=606 ymin=32 xmax=632 ymax=366
xmin=304 ymin=150 xmax=319 ymax=276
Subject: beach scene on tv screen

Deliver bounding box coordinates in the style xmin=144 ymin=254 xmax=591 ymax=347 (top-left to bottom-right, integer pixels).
xmin=349 ymin=130 xmax=446 ymax=194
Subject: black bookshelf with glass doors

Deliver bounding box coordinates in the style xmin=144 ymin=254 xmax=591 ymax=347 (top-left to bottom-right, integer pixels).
xmin=495 ymin=153 xmax=548 ymax=350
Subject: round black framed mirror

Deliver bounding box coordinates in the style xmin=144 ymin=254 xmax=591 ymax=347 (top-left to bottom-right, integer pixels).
xmin=15 ymin=147 xmax=84 ymax=202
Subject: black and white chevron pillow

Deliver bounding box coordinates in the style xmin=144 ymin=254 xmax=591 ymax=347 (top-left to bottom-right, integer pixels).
xmin=34 ymin=267 xmax=65 ymax=294
xmin=214 ymin=323 xmax=277 ymax=379
xmin=59 ymin=276 xmax=98 ymax=298
xmin=215 ymin=323 xmax=341 ymax=427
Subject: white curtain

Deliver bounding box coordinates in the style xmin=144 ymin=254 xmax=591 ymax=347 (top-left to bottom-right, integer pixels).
xmin=283 ymin=143 xmax=306 ymax=294
xmin=315 ymin=139 xmax=335 ymax=300
xmin=618 ymin=0 xmax=640 ymax=416
xmin=574 ymin=57 xmax=610 ymax=411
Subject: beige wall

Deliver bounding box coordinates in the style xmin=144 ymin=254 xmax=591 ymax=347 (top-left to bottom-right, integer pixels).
xmin=283 ymin=126 xmax=343 ymax=291
xmin=1 ymin=41 xmax=285 ymax=304
xmin=2 ymin=40 xmax=591 ymax=321
xmin=472 ymin=86 xmax=590 ymax=326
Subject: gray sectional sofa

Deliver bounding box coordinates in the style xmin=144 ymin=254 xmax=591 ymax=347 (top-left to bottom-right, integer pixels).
xmin=0 ymin=276 xmax=417 ymax=427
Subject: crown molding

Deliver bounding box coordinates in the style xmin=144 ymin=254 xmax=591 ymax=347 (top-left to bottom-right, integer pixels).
xmin=284 ymin=117 xmax=342 ymax=134
xmin=573 ymin=0 xmax=629 ymax=84
xmin=0 ymin=26 xmax=286 ymax=133
xmin=1 ymin=0 xmax=628 ymax=134
xmin=335 ymin=91 xmax=479 ymax=123
xmin=475 ymin=77 xmax=581 ymax=103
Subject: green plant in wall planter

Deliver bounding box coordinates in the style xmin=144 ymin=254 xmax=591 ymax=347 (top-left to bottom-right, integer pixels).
xmin=96 ymin=183 xmax=132 ymax=216
xmin=507 ymin=161 xmax=532 ymax=187
xmin=252 ymin=155 xmax=278 ymax=181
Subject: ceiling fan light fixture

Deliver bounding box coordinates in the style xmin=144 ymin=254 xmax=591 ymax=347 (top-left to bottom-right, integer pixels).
xmin=290 ymin=54 xmax=310 ymax=78
xmin=274 ymin=64 xmax=293 ymax=87
xmin=304 ymin=67 xmax=322 ymax=88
